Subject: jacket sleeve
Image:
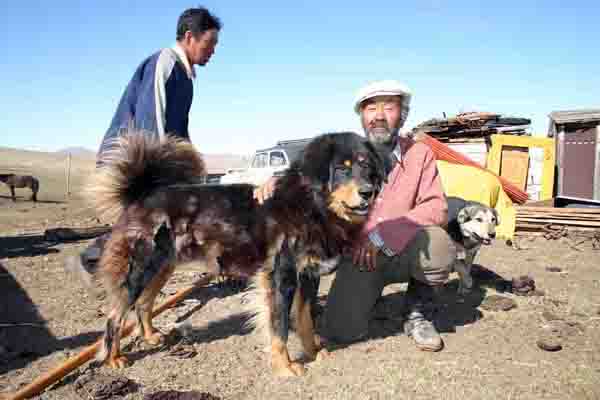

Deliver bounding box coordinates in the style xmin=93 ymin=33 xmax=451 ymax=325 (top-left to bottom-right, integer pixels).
xmin=153 ymin=51 xmax=171 ymax=138
xmin=368 ymin=145 xmax=448 ymax=255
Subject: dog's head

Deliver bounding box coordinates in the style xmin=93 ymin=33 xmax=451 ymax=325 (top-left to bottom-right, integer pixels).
xmin=297 ymin=132 xmax=387 ymax=223
xmin=457 ymin=203 xmax=500 ymax=245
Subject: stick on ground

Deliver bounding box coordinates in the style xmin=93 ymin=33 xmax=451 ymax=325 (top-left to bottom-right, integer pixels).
xmin=6 ymin=274 xmax=213 ymax=400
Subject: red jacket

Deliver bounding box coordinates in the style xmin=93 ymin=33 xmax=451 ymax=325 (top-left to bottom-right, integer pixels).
xmin=364 ymin=137 xmax=448 ymax=255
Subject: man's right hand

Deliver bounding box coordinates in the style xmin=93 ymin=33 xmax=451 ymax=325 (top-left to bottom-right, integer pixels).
xmin=253 ymin=176 xmax=278 ymax=204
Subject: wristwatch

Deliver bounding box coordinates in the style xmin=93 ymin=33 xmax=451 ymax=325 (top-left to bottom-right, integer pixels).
xmin=367 ymin=230 xmax=396 ymax=257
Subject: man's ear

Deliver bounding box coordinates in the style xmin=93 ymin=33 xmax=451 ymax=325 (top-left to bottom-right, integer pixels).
xmin=457 ymin=207 xmax=470 ymax=224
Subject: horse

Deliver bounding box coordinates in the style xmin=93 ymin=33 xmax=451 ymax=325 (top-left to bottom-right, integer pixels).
xmin=0 ymin=174 xmax=40 ymax=202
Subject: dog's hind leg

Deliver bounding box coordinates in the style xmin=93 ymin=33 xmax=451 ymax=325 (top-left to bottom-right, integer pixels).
xmin=266 ymin=237 xmax=306 ymax=377
xmin=134 ymin=263 xmax=176 ymax=345
xmin=98 ymin=301 xmax=132 ymax=369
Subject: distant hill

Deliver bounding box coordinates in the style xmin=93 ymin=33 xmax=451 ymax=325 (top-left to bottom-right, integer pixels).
xmin=2 ymin=146 xmax=249 ymax=176
xmin=56 ymin=147 xmax=96 ymax=158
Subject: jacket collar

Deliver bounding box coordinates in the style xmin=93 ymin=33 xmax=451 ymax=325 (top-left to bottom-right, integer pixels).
xmin=172 ymin=43 xmax=196 ymax=79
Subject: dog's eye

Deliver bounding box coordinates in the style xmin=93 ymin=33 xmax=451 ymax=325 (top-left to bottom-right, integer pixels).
xmin=476 ymin=217 xmax=484 ymax=222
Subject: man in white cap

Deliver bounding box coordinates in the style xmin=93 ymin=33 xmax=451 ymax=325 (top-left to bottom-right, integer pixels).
xmin=254 ymin=80 xmax=456 ymax=351
xmin=322 ymin=80 xmax=456 ymax=351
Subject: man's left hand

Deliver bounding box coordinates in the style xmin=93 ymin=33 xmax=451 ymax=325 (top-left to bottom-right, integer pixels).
xmin=352 ymin=239 xmax=380 ymax=272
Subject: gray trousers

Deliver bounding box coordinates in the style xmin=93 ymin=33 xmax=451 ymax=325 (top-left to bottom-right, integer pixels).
xmin=324 ymin=226 xmax=456 ymax=343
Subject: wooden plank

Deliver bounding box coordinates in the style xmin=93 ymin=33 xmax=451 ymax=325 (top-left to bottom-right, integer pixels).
xmin=516 ymin=206 xmax=600 ymax=214
xmin=516 ymin=213 xmax=600 ymax=220
xmin=515 ymin=224 xmax=600 ymax=232
xmin=516 ymin=217 xmax=600 ymax=227
xmin=500 ymin=146 xmax=530 ymax=191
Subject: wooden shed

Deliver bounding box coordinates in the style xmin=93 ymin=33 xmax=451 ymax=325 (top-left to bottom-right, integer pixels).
xmin=548 ymin=109 xmax=600 ymax=201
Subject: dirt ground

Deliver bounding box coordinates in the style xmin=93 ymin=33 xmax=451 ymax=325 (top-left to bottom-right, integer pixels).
xmin=1 ymin=149 xmax=600 ymax=400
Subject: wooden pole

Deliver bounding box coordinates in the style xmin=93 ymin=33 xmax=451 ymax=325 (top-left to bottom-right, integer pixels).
xmin=66 ymin=153 xmax=72 ymax=198
xmin=7 ymin=274 xmax=213 ymax=400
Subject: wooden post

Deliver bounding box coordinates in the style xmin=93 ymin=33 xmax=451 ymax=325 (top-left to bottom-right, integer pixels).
xmin=65 ymin=153 xmax=72 ymax=198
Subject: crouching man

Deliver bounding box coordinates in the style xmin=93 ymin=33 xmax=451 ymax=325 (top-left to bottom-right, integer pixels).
xmin=255 ymin=80 xmax=457 ymax=350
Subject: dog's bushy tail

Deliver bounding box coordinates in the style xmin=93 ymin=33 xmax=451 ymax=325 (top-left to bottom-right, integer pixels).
xmin=88 ymin=132 xmax=205 ymax=219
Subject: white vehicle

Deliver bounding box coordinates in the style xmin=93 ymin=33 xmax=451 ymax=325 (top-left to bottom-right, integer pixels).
xmin=220 ymin=139 xmax=311 ymax=186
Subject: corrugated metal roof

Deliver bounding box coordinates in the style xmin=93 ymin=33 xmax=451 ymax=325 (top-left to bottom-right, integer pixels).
xmin=548 ymin=109 xmax=600 ymax=124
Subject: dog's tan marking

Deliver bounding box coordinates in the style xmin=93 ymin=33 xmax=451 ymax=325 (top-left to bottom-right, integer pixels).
xmin=291 ymin=287 xmax=321 ymax=360
xmin=271 ymin=336 xmax=306 ymax=377
xmin=135 ymin=263 xmax=176 ymax=345
xmin=328 ymin=180 xmax=362 ymax=221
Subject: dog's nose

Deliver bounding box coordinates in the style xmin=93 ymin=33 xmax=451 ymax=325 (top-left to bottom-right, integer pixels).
xmin=489 ymin=232 xmax=496 ymax=239
xmin=359 ymin=184 xmax=374 ymax=200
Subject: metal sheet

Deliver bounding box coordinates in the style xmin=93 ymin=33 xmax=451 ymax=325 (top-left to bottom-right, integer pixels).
xmin=559 ymin=128 xmax=597 ymax=199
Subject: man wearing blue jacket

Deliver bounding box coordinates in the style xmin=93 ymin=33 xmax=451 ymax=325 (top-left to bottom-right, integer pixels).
xmin=68 ymin=7 xmax=221 ymax=280
xmin=97 ymin=6 xmax=221 ymax=160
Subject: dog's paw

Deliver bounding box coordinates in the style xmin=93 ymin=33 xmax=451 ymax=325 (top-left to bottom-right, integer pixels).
xmin=107 ymin=355 xmax=129 ymax=369
xmin=274 ymin=362 xmax=306 ymax=377
xmin=144 ymin=331 xmax=165 ymax=346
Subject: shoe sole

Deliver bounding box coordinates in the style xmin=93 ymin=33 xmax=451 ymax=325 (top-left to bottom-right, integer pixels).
xmin=416 ymin=342 xmax=444 ymax=352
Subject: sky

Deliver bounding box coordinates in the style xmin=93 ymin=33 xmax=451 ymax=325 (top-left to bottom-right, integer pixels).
xmin=1 ymin=1 xmax=598 ymax=155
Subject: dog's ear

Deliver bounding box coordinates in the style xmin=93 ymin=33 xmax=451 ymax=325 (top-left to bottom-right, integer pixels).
xmin=457 ymin=207 xmax=471 ymax=224
xmin=491 ymin=208 xmax=501 ymax=225
xmin=364 ymin=140 xmax=388 ymax=186
xmin=300 ymin=134 xmax=336 ymax=189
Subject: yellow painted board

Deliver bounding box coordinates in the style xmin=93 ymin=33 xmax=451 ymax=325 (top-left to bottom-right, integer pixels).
xmin=487 ymin=135 xmax=555 ymax=201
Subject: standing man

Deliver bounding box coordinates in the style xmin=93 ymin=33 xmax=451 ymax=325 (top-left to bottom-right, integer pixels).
xmin=323 ymin=80 xmax=456 ymax=351
xmin=97 ymin=6 xmax=221 ymax=159
xmin=69 ymin=7 xmax=221 ymax=280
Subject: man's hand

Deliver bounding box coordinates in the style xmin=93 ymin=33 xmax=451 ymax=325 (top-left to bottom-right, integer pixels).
xmin=253 ymin=176 xmax=278 ymax=205
xmin=352 ymin=238 xmax=380 ymax=272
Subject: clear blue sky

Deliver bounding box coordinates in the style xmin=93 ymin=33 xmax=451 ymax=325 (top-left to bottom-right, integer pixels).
xmin=1 ymin=1 xmax=598 ymax=155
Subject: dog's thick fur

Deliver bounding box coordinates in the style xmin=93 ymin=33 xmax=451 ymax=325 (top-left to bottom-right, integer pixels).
xmin=445 ymin=196 xmax=500 ymax=296
xmin=90 ymin=132 xmax=385 ymax=376
xmin=0 ymin=174 xmax=39 ymax=202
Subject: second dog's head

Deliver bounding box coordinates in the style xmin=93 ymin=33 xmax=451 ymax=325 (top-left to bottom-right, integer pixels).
xmin=457 ymin=203 xmax=500 ymax=245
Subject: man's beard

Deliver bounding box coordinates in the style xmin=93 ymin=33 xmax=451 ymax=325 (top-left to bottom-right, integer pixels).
xmin=365 ymin=125 xmax=399 ymax=175
xmin=367 ymin=127 xmax=399 ymax=145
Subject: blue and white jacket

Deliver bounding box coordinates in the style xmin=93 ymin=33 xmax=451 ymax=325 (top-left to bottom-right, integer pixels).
xmin=98 ymin=44 xmax=195 ymax=158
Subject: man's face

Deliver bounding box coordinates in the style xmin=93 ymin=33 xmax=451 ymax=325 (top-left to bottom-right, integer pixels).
xmin=182 ymin=29 xmax=219 ymax=66
xmin=360 ymin=96 xmax=404 ymax=145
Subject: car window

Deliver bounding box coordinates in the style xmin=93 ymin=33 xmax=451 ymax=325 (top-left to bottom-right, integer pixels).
xmin=269 ymin=151 xmax=286 ymax=167
xmin=252 ymin=153 xmax=268 ymax=168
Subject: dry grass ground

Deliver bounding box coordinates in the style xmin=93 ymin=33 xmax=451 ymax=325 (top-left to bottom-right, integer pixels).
xmin=1 ymin=148 xmax=599 ymax=400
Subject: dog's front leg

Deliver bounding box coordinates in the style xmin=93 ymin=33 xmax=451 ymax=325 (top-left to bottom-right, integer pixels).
xmin=294 ymin=269 xmax=328 ymax=362
xmin=454 ymin=258 xmax=473 ymax=297
xmin=269 ymin=238 xmax=305 ymax=377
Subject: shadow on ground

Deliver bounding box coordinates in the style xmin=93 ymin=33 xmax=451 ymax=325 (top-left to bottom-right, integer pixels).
xmin=0 ymin=263 xmax=102 ymax=375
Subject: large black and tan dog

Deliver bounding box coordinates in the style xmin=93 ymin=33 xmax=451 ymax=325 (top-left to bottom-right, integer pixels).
xmin=89 ymin=131 xmax=385 ymax=376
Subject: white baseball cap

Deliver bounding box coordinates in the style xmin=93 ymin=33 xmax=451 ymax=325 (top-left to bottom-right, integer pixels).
xmin=353 ymin=80 xmax=412 ymax=114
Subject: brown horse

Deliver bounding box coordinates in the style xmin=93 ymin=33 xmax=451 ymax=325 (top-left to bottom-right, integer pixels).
xmin=0 ymin=174 xmax=40 ymax=202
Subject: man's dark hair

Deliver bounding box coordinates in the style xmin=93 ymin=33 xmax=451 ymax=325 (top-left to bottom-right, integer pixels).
xmin=176 ymin=7 xmax=222 ymax=40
